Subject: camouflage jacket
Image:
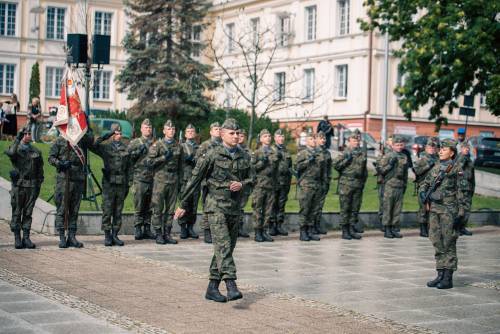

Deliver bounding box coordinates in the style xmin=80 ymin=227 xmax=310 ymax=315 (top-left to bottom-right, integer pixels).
xmin=90 ymin=137 xmax=130 ymax=185
xmin=147 ymin=139 xmax=183 ymax=185
xmin=180 ymin=139 xmax=199 ymax=184
xmin=195 ymin=137 xmax=222 ymax=161
xmin=128 ymin=136 xmax=154 ymax=183
xmin=419 ymin=160 xmax=467 ymax=214
xmin=295 ymin=147 xmax=322 ymax=187
xmin=48 ymin=132 xmax=94 ymax=182
xmin=413 ymin=152 xmax=438 ymax=185
xmin=179 ymin=145 xmax=254 ymax=215
xmin=457 ymin=153 xmax=475 ymax=194
xmin=5 ymin=140 xmax=44 ymax=187
xmin=378 ymin=150 xmax=410 ymax=188
xmin=317 ymin=145 xmax=333 ymax=187
xmin=252 ymin=145 xmax=279 ymax=189
xmin=374 ymin=146 xmax=392 ymax=184
xmin=333 ymin=147 xmax=367 ymax=188
xmin=274 ymin=144 xmax=293 ymax=186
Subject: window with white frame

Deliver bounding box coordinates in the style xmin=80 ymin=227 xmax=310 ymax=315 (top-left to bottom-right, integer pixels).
xmin=47 ymin=7 xmax=65 ymax=40
xmin=305 ymin=6 xmax=317 ymax=41
xmin=45 ymin=67 xmax=64 ymax=98
xmin=303 ymin=69 xmax=315 ymax=101
xmin=250 ymin=17 xmax=260 ymax=45
xmin=480 ymin=94 xmax=487 ymax=107
xmin=93 ymin=70 xmax=111 ymax=100
xmin=225 ymin=23 xmax=235 ymax=53
xmin=277 ymin=15 xmax=291 ymax=47
xmin=274 ymin=72 xmax=286 ymax=102
xmin=337 ymin=0 xmax=350 ymax=35
xmin=191 ymin=25 xmax=202 ymax=58
xmin=94 ymin=11 xmax=112 ymax=36
xmin=0 ymin=2 xmax=16 ymax=36
xmin=223 ymin=79 xmax=234 ymax=108
xmin=0 ymin=63 xmax=15 ymax=94
xmin=335 ymin=65 xmax=348 ymax=98
xmin=396 ymin=67 xmax=407 ymax=100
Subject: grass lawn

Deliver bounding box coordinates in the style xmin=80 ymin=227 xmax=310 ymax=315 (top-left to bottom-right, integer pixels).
xmin=1 ymin=140 xmax=499 ymax=213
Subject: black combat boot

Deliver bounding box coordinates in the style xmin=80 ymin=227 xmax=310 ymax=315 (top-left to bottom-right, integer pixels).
xmin=420 ymin=223 xmax=429 ymax=237
xmin=349 ymin=225 xmax=362 ymax=240
xmin=352 ymin=224 xmax=364 ymax=234
xmin=262 ymin=228 xmax=274 ymax=242
xmin=204 ymin=229 xmax=212 ymax=244
xmin=383 ymin=226 xmax=394 ymax=239
xmin=22 ymin=229 xmax=36 ymax=249
xmin=155 ymin=228 xmax=166 ymax=245
xmin=104 ymin=230 xmax=113 ymax=247
xmin=299 ymin=227 xmax=310 ymax=241
xmin=268 ymin=222 xmax=278 ymax=236
xmin=391 ymin=226 xmax=403 ymax=238
xmin=307 ymin=226 xmax=320 ymax=241
xmin=187 ymin=224 xmax=199 ymax=239
xmin=13 ymin=228 xmax=23 ymax=249
xmin=341 ymin=225 xmax=352 ymax=240
xmin=180 ymin=224 xmax=189 ymax=239
xmin=225 ymin=279 xmax=243 ymax=301
xmin=436 ymin=269 xmax=454 ymax=289
xmin=459 ymin=227 xmax=472 ymax=236
xmin=427 ymin=269 xmax=444 ymax=288
xmin=67 ymin=229 xmax=84 ymax=248
xmin=276 ymin=223 xmax=288 ymax=236
xmin=164 ymin=226 xmax=178 ymax=244
xmin=134 ymin=225 xmax=143 ymax=240
xmin=238 ymin=221 xmax=249 ymax=238
xmin=143 ymin=224 xmax=155 ymax=239
xmin=254 ymin=229 xmax=265 ymax=242
xmin=205 ymin=279 xmax=227 ymax=303
xmin=58 ymin=229 xmax=68 ymax=248
xmin=112 ymin=229 xmax=124 ymax=246
xmin=315 ymin=221 xmax=327 ymax=235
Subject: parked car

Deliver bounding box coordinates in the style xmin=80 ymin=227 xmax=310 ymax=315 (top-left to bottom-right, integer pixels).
xmin=468 ymin=136 xmax=500 ymax=167
xmin=341 ymin=129 xmax=379 ymax=157
xmin=89 ymin=118 xmax=134 ymax=139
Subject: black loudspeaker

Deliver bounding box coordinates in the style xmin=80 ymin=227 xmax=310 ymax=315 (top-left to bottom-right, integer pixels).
xmin=92 ymin=35 xmax=111 ymax=65
xmin=67 ymin=34 xmax=88 ymax=64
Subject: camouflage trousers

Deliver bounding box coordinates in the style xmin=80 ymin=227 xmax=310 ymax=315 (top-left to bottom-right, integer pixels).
xmin=377 ymin=183 xmax=384 ymax=223
xmin=208 ymin=212 xmax=239 ymax=281
xmin=178 ymin=185 xmax=200 ymax=226
xmin=272 ymin=184 xmax=290 ymax=224
xmin=429 ymin=207 xmax=459 ymax=271
xmin=132 ymin=180 xmax=153 ymax=227
xmin=382 ymin=186 xmax=404 ymax=227
xmin=101 ymin=181 xmax=129 ymax=231
xmin=252 ymin=186 xmax=275 ymax=229
xmin=54 ymin=178 xmax=84 ymax=230
xmin=460 ymin=192 xmax=473 ymax=227
xmin=201 ymin=186 xmax=209 ymax=230
xmin=10 ymin=185 xmax=40 ymax=231
xmin=298 ymin=185 xmax=322 ymax=228
xmin=151 ymin=182 xmax=178 ymax=231
xmin=240 ymin=190 xmax=251 ymax=225
xmin=339 ymin=184 xmax=363 ymax=227
xmin=314 ymin=184 xmax=330 ymax=225
xmin=417 ymin=201 xmax=429 ymax=225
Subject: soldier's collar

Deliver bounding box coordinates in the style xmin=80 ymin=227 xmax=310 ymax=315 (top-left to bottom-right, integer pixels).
xmin=164 ymin=138 xmax=175 ymax=144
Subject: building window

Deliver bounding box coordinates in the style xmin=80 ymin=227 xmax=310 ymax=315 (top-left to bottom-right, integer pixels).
xmin=225 ymin=23 xmax=235 ymax=53
xmin=47 ymin=7 xmax=65 ymax=40
xmin=0 ymin=63 xmax=15 ymax=94
xmin=305 ymin=6 xmax=317 ymax=41
xmin=223 ymin=79 xmax=234 ymax=108
xmin=303 ymin=69 xmax=315 ymax=101
xmin=191 ymin=25 xmax=201 ymax=58
xmin=93 ymin=70 xmax=111 ymax=100
xmin=335 ymin=65 xmax=348 ymax=98
xmin=274 ymin=72 xmax=286 ymax=102
xmin=45 ymin=67 xmax=64 ymax=98
xmin=396 ymin=67 xmax=407 ymax=100
xmin=94 ymin=11 xmax=112 ymax=36
xmin=480 ymin=94 xmax=487 ymax=107
xmin=0 ymin=2 xmax=16 ymax=36
xmin=277 ymin=15 xmax=291 ymax=47
xmin=337 ymin=0 xmax=350 ymax=35
xmin=250 ymin=17 xmax=260 ymax=45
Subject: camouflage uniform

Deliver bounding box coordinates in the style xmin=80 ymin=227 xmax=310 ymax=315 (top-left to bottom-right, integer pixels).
xmin=314 ymin=136 xmax=333 ymax=234
xmin=178 ymin=119 xmax=253 ymax=282
xmin=271 ymin=130 xmax=292 ymax=235
xmin=375 ymin=144 xmax=393 ymax=227
xmin=238 ymin=140 xmax=252 ymax=237
xmin=5 ymin=130 xmax=44 ymax=248
xmin=457 ymin=150 xmax=475 ymax=235
xmin=179 ymin=129 xmax=200 ymax=237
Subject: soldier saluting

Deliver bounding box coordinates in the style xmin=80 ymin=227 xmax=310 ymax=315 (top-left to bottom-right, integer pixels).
xmin=5 ymin=127 xmax=44 ymax=249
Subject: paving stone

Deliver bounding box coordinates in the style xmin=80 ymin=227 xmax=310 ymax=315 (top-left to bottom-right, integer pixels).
xmin=0 ymin=301 xmax=61 ymax=314
xmin=421 ymin=319 xmax=495 ymax=334
xmin=19 ymin=310 xmax=84 ymax=325
xmin=40 ymin=322 xmax=129 ymax=334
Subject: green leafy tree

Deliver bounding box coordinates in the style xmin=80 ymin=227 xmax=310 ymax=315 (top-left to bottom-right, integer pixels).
xmin=360 ymin=0 xmax=500 ymax=128
xmin=29 ymin=62 xmax=40 ymax=100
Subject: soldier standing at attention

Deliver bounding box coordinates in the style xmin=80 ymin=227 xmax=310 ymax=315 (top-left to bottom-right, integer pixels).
xmin=413 ymin=137 xmax=439 ymax=237
xmin=378 ymin=135 xmax=409 ymax=239
xmin=237 ymin=129 xmax=251 ymax=238
xmin=148 ymin=120 xmax=183 ymax=245
xmin=196 ymin=122 xmax=222 ymax=244
xmin=375 ymin=135 xmax=393 ymax=231
xmin=270 ymin=129 xmax=291 ymax=237
xmin=295 ymin=132 xmax=321 ymax=242
xmin=333 ymin=133 xmax=367 ymax=240
xmin=90 ymin=123 xmax=129 ymax=246
xmin=128 ymin=119 xmax=155 ymax=240
xmin=5 ymin=128 xmax=44 ymax=249
xmin=178 ymin=124 xmax=200 ymax=239
xmin=175 ymin=119 xmax=253 ymax=303
xmin=49 ymin=130 xmax=94 ymax=248
xmin=457 ymin=141 xmax=474 ymax=236
xmin=313 ymin=131 xmax=331 ymax=235
xmin=251 ymin=129 xmax=279 ymax=242
xmin=419 ymin=139 xmax=466 ymax=289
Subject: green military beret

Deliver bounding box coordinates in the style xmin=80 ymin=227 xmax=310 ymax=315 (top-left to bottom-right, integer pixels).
xmin=392 ymin=135 xmax=405 ymax=143
xmin=110 ymin=123 xmax=121 ymax=132
xmin=354 ymin=129 xmax=361 ymax=135
xmin=141 ymin=118 xmax=152 ymax=126
xmin=185 ymin=123 xmax=195 ymax=130
xmin=259 ymin=129 xmax=270 ymax=137
xmin=239 ymin=129 xmax=246 ymax=135
xmin=210 ymin=122 xmax=221 ymax=129
xmin=274 ymin=129 xmax=285 ymax=136
xmin=347 ymin=132 xmax=359 ymax=140
xmin=441 ymin=138 xmax=457 ymax=148
xmin=164 ymin=119 xmax=175 ymax=128
xmin=426 ymin=137 xmax=439 ymax=147
xmin=221 ymin=118 xmax=240 ymax=130
xmin=317 ymin=131 xmax=326 ymax=139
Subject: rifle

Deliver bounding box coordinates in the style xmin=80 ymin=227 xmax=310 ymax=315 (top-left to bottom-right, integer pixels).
xmin=420 ymin=161 xmax=454 ymax=212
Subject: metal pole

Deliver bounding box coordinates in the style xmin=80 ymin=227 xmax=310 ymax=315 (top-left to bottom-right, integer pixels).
xmin=364 ymin=29 xmax=373 ymax=133
xmin=381 ymin=31 xmax=389 ymax=144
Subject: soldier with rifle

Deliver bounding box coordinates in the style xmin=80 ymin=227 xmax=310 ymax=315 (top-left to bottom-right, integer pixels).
xmin=237 ymin=129 xmax=252 ymax=238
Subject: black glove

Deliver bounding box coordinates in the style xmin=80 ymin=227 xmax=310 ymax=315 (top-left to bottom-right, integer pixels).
xmin=418 ymin=191 xmax=427 ymax=205
xmin=16 ymin=129 xmax=25 ymax=141
xmin=185 ymin=154 xmax=195 ymax=164
xmin=453 ymin=216 xmax=463 ymax=231
xmin=164 ymin=149 xmax=173 ymax=161
xmin=58 ymin=160 xmax=71 ymax=172
xmin=103 ymin=131 xmax=114 ymax=140
xmin=344 ymin=152 xmax=352 ymax=162
xmin=139 ymin=144 xmax=148 ymax=155
xmin=261 ymin=155 xmax=269 ymax=163
xmin=308 ymin=155 xmax=316 ymax=163
xmin=390 ymin=157 xmax=398 ymax=167
xmin=276 ymin=150 xmax=283 ymax=160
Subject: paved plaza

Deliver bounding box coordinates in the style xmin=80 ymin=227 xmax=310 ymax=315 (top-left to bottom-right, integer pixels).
xmin=0 ymin=221 xmax=499 ymax=334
